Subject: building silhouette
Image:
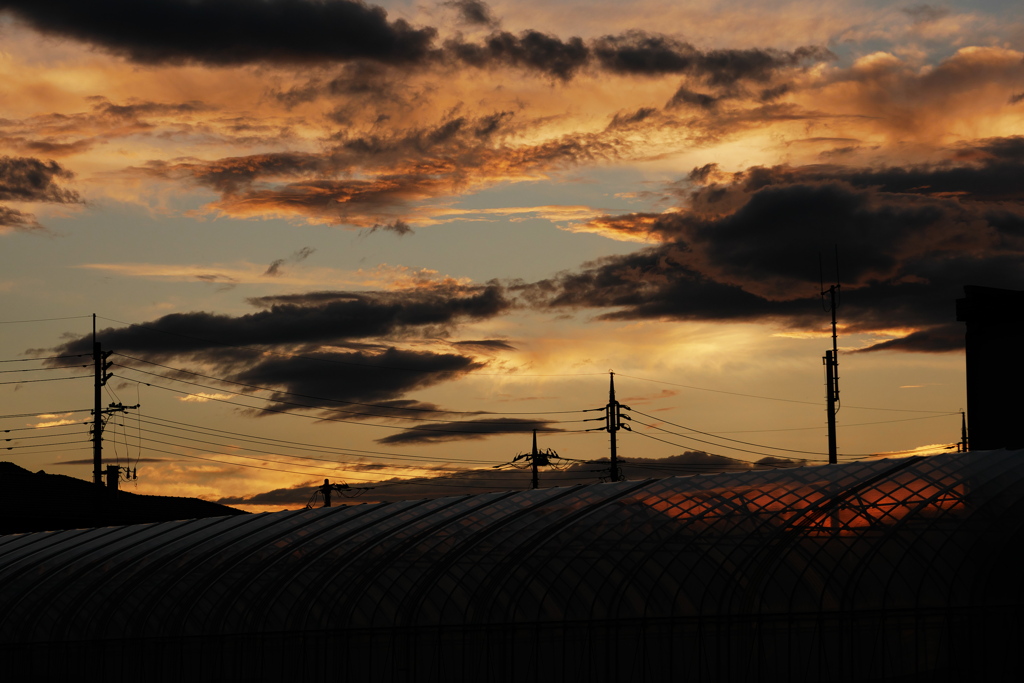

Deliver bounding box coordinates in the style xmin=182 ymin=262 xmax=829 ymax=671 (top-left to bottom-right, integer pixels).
xmin=957 ymin=285 xmax=1024 ymax=450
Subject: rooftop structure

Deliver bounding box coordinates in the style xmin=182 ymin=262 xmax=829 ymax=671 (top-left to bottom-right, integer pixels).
xmin=1 ymin=450 xmax=1020 ymax=681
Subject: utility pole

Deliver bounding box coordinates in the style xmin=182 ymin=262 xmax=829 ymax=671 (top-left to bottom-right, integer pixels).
xmin=91 ymin=315 xmax=139 ymax=488
xmin=605 ymin=372 xmax=631 ymax=482
xmin=306 ymin=479 xmax=372 ymax=508
xmin=525 ymin=429 xmax=552 ymax=489
xmin=960 ymin=411 xmax=969 ymax=452
xmin=92 ymin=314 xmax=113 ymax=486
xmin=820 ymin=256 xmax=841 ymax=465
xmin=494 ymin=430 xmax=564 ymax=489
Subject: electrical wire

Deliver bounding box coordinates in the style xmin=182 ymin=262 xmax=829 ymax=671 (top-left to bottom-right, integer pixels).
xmin=98 ymin=316 xmax=607 ymax=378
xmin=713 ymin=412 xmax=962 ymax=433
xmin=2 ymin=439 xmax=90 ymax=450
xmin=628 ymin=429 xmax=807 ymax=467
xmin=134 ymin=414 xmax=506 ymax=464
xmin=107 ymin=438 xmax=586 ymax=489
xmin=616 ymin=372 xmax=957 ymax=414
xmin=0 ymin=409 xmax=91 ymax=419
xmin=112 ymin=422 xmax=499 ymax=470
xmin=15 ymin=446 xmax=91 ymax=457
xmin=113 ymin=364 xmax=592 ymax=425
xmin=0 ymin=376 xmax=90 ymax=385
xmin=2 ymin=430 xmax=89 ymax=441
xmin=113 ymin=353 xmax=595 ymax=416
xmin=630 ymin=417 xmax=823 ymax=461
xmin=1 ymin=421 xmax=90 ymax=432
xmin=0 ymin=364 xmax=89 ymax=374
xmin=112 ymin=374 xmax=590 ymax=436
xmin=631 ymin=408 xmax=871 ymax=457
xmin=0 ymin=316 xmax=92 ymax=325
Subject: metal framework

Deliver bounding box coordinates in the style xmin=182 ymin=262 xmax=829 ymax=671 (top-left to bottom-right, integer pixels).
xmin=1 ymin=450 xmax=1021 ymax=682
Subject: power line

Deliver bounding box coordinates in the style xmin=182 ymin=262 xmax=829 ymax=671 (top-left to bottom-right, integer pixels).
xmin=18 ymin=446 xmax=92 ymax=457
xmin=631 ymin=417 xmax=829 ymax=462
xmin=0 ymin=409 xmax=92 ymax=419
xmin=0 ymin=316 xmax=92 ymax=324
xmin=617 ymin=373 xmax=824 ymax=406
xmin=616 ymin=372 xmax=957 ymax=414
xmin=0 ymin=364 xmax=89 ymax=374
xmin=714 ymin=412 xmax=962 ymax=433
xmin=97 ymin=316 xmax=606 ymax=378
xmin=2 ymin=439 xmax=91 ymax=450
xmin=135 ymin=414 xmax=501 ymax=464
xmin=629 ymin=429 xmax=808 ymax=466
xmin=2 ymin=429 xmax=89 ymax=441
xmin=108 ymin=439 xmax=579 ymax=489
xmin=112 ymin=374 xmax=589 ymax=436
xmin=0 ymin=354 xmax=91 ymax=363
xmin=114 ymin=422 xmax=499 ymax=470
xmin=1 ymin=421 xmax=90 ymax=432
xmin=0 ymin=376 xmax=90 ymax=385
xmin=631 ymin=408 xmax=868 ymax=457
xmin=113 ymin=355 xmax=593 ymax=418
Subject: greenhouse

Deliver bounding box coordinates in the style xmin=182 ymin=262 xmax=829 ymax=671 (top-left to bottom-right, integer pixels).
xmin=1 ymin=449 xmax=1021 ymax=682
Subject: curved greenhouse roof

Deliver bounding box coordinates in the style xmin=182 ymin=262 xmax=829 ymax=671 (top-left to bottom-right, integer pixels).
xmin=2 ymin=450 xmax=1022 ymax=681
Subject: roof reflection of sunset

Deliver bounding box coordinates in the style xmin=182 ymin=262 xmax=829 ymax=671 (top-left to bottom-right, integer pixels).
xmin=631 ymin=468 xmax=966 ymax=535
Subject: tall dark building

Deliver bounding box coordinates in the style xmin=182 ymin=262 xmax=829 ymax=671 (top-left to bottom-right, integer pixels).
xmin=956 ymin=285 xmax=1024 ymax=450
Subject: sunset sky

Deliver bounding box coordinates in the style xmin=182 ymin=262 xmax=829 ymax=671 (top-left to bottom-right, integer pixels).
xmin=2 ymin=0 xmax=1022 ymax=511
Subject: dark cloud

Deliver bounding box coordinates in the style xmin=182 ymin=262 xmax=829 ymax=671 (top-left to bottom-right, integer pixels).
xmin=264 ymin=259 xmax=287 ymax=277
xmin=733 ymin=141 xmax=1024 ymax=202
xmin=0 ymin=0 xmax=437 ymax=66
xmin=377 ymin=417 xmax=556 ymax=444
xmin=44 ymin=283 xmax=510 ymax=360
xmin=0 ymin=156 xmax=81 ymax=233
xmin=194 ymin=273 xmax=238 ymax=291
xmin=0 ymin=156 xmax=81 ymax=203
xmin=263 ymin=246 xmax=315 ymax=276
xmin=215 ymin=480 xmax=319 ymax=507
xmin=35 ymin=283 xmax=510 ymax=419
xmin=444 ymin=29 xmax=831 ymax=83
xmin=667 ymin=86 xmax=718 ymax=109
xmin=272 ymin=62 xmax=406 ymax=108
xmin=607 ymin=107 xmax=658 ymax=129
xmin=524 ymin=142 xmax=1024 ymax=348
xmin=367 ymin=219 xmax=413 ymax=236
xmin=447 ymin=30 xmax=589 ymax=80
xmin=234 ymin=347 xmax=484 ymax=414
xmin=451 ymin=339 xmax=516 ymax=352
xmin=759 ymin=83 xmax=791 ymax=102
xmin=856 ymin=323 xmax=965 ymax=353
xmin=0 ymin=206 xmax=44 ymax=232
xmin=444 ymin=0 xmax=498 ymax=27
xmin=591 ymin=32 xmax=833 ymax=84
xmin=89 ymin=97 xmax=212 ymax=119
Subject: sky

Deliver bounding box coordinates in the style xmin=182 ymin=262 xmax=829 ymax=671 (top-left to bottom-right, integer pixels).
xmin=2 ymin=0 xmax=1022 ymax=512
